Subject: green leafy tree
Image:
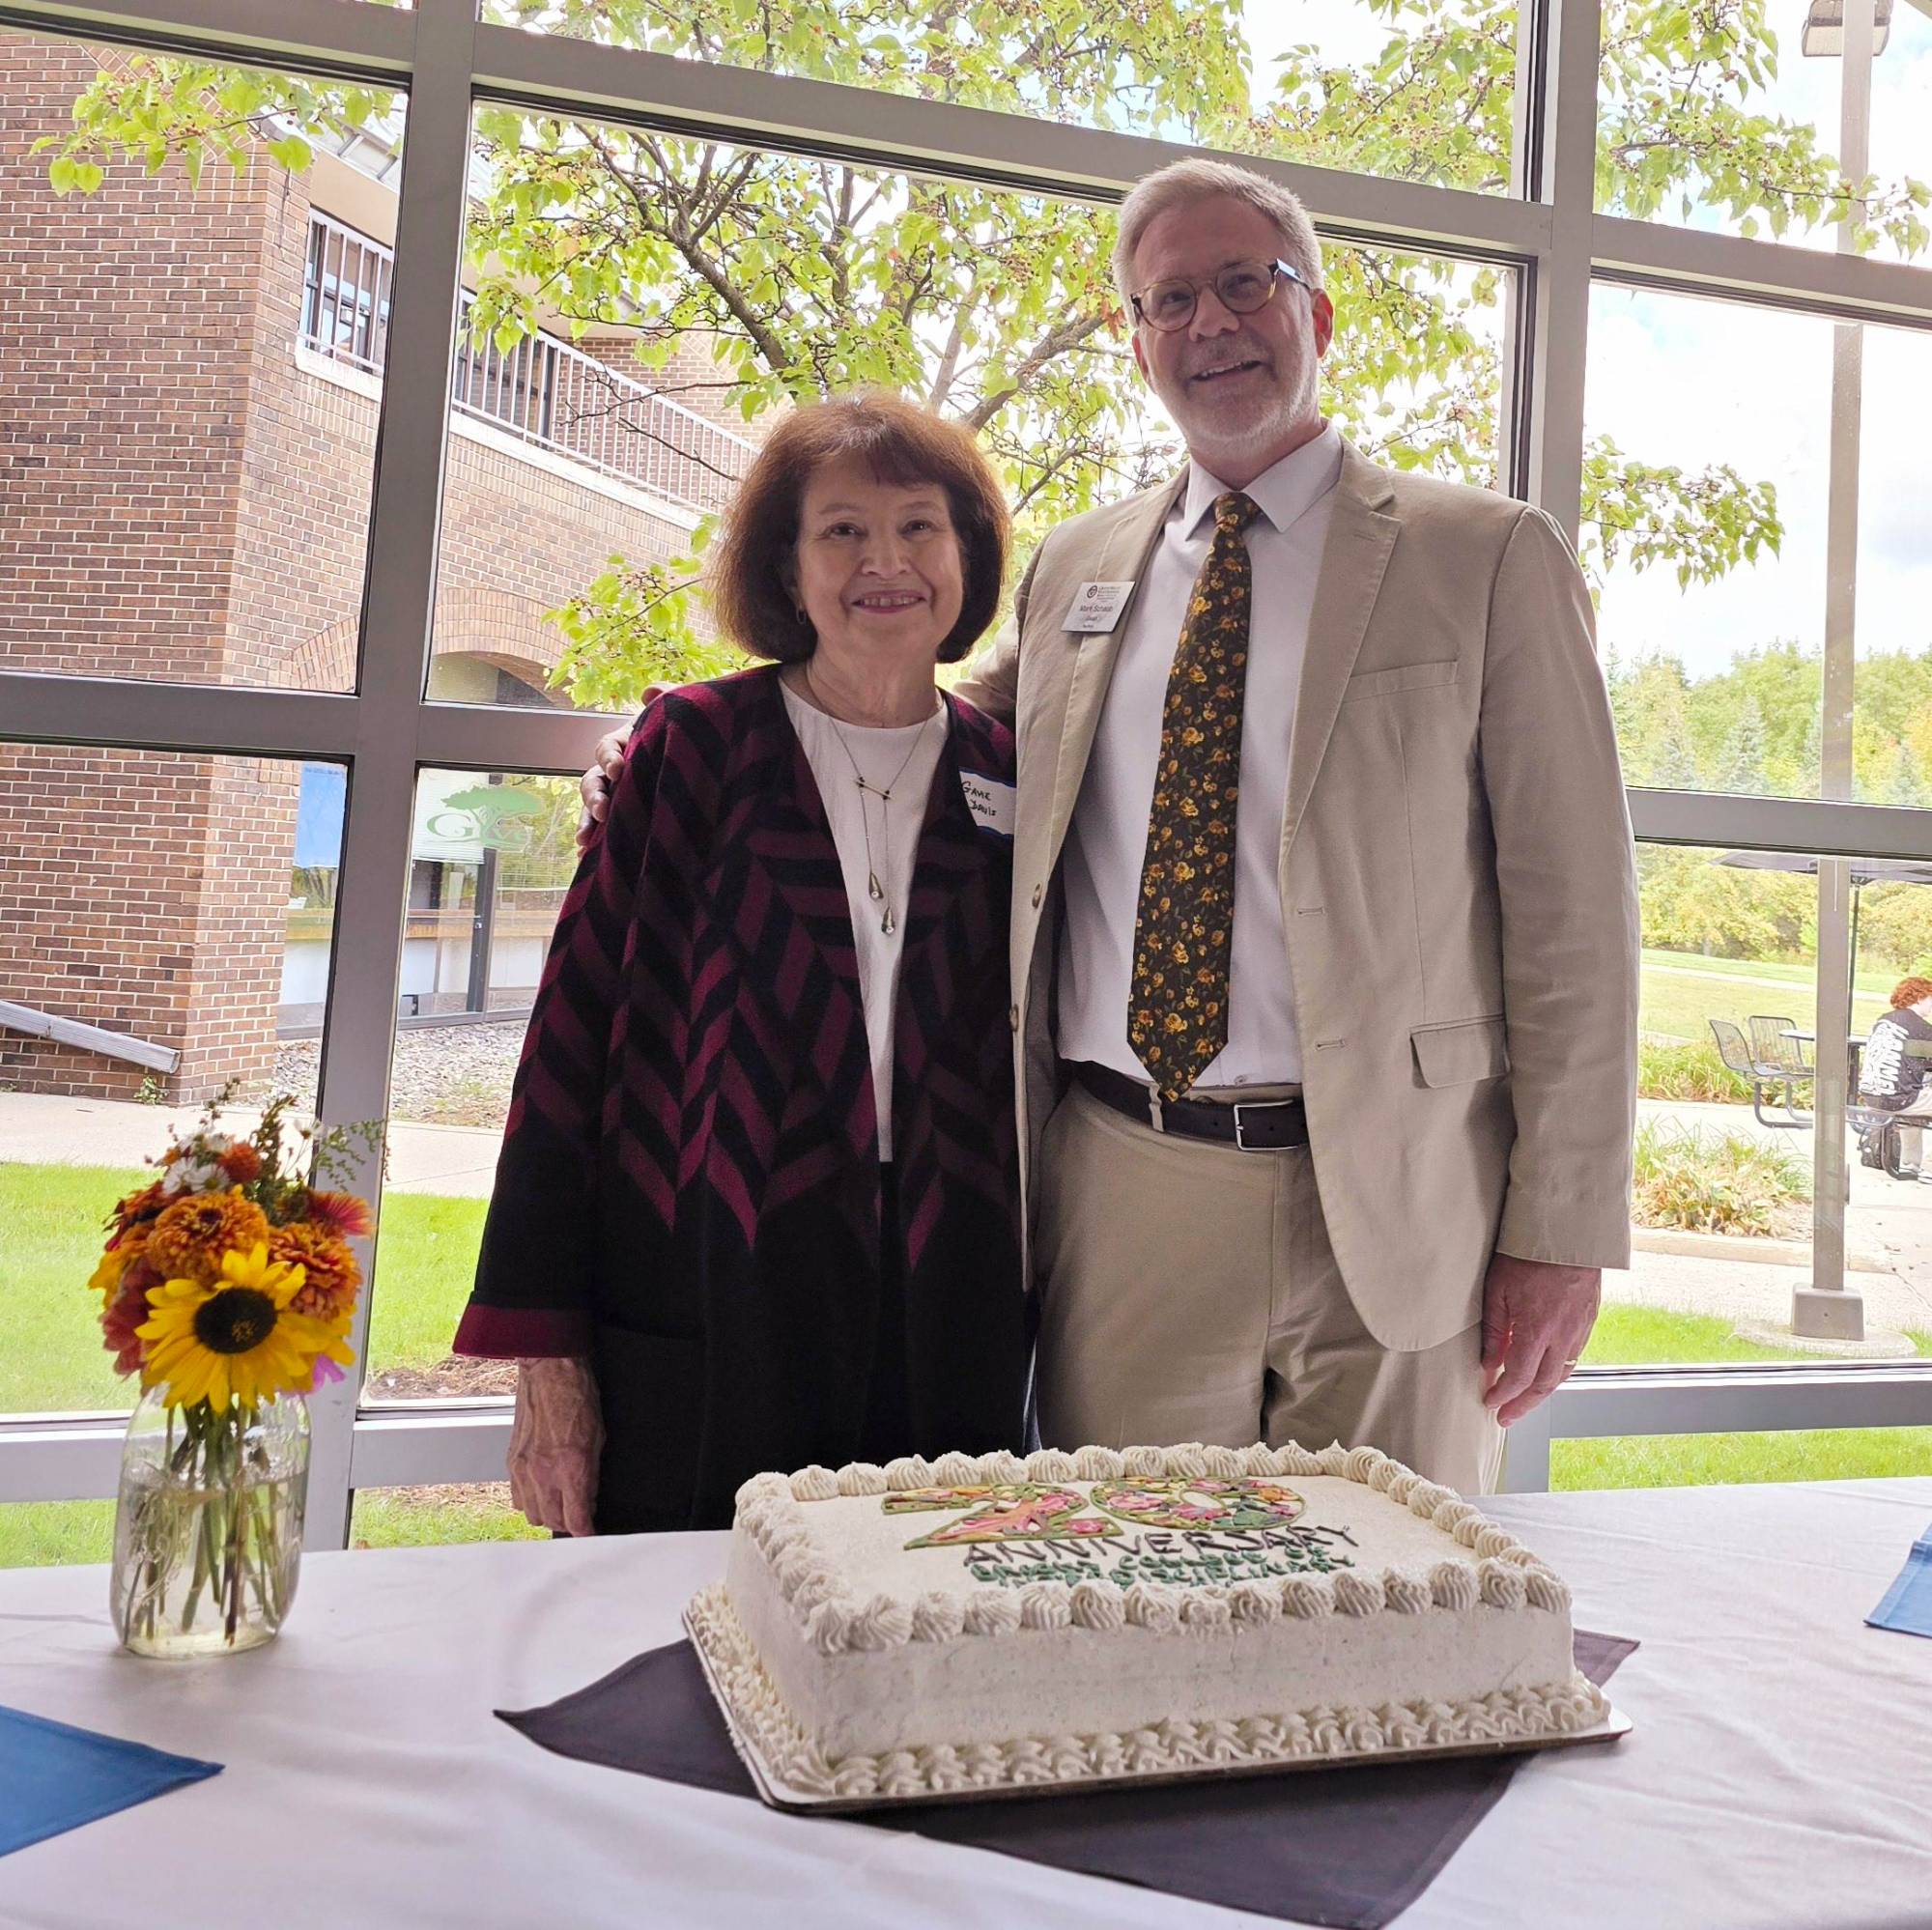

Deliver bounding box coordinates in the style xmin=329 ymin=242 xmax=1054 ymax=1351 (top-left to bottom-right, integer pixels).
xmin=37 ymin=0 xmax=1929 ymax=705
xmin=1713 ymin=692 xmax=1769 ymax=794
xmin=1857 ymin=881 xmax=1932 ymax=977
xmin=1637 ymin=846 xmax=1811 ymax=958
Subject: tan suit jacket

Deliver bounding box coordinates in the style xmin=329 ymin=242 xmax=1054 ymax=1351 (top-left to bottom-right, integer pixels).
xmin=955 ymin=439 xmax=1638 ymax=1352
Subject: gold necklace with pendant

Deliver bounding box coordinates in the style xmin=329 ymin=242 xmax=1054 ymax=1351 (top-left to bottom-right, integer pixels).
xmin=801 ymin=662 xmax=939 ymax=936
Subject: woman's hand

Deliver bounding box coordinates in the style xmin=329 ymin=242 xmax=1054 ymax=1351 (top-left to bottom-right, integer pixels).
xmin=508 ymin=1356 xmax=605 ymax=1536
xmin=576 ymin=687 xmax=666 ymax=850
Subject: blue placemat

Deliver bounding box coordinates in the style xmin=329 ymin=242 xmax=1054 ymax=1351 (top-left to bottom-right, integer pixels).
xmin=0 ymin=1703 xmax=222 ymax=1858
xmin=1866 ymin=1522 xmax=1932 ymax=1638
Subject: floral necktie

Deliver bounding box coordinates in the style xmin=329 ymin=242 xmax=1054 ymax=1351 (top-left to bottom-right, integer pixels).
xmin=1128 ymin=489 xmax=1261 ymax=1102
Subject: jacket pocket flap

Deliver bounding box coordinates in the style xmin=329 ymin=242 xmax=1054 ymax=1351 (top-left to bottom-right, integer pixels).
xmin=1344 ymin=660 xmax=1461 ymax=701
xmin=1411 ymin=1016 xmax=1509 ymax=1087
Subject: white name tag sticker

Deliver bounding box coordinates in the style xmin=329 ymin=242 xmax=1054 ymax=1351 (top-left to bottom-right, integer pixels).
xmin=960 ymin=772 xmax=1016 ymax=838
xmin=1063 ymin=580 xmax=1136 ymax=633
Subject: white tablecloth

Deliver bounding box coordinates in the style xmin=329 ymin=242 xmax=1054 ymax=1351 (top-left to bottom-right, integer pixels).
xmin=2 ymin=1479 xmax=1929 ymax=1929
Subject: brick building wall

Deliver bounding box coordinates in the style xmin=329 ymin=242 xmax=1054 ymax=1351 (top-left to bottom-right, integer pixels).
xmin=0 ymin=32 xmax=699 ymax=1100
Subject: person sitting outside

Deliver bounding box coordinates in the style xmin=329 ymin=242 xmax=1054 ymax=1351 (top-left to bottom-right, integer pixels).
xmin=1858 ymin=977 xmax=1932 ymax=1178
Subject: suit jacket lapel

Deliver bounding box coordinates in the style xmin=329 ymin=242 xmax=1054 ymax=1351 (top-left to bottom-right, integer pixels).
xmin=1282 ymin=442 xmax=1401 ymax=857
xmin=1045 ymin=469 xmax=1188 ymax=871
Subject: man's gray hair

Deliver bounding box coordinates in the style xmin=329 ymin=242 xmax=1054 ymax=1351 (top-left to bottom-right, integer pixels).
xmin=1113 ymin=158 xmax=1324 ymax=308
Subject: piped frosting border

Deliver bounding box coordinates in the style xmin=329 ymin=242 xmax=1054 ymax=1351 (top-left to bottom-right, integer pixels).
xmin=732 ymin=1440 xmax=1572 ymax=1656
xmin=687 ymin=1582 xmax=1610 ymax=1803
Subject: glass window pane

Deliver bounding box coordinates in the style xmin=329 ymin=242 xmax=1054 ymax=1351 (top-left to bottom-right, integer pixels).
xmin=358 ymin=767 xmax=581 ymax=1405
xmin=1616 ymin=839 xmax=1932 ymax=1372
xmin=1553 ymin=1427 xmax=1932 ymax=1490
xmin=0 ymin=747 xmax=345 ymax=1417
xmin=422 ymin=106 xmax=1513 ymax=717
xmin=1588 ymin=285 xmax=1931 ymax=802
xmin=483 ymin=0 xmax=1520 ymax=195
xmin=0 ymin=32 xmax=408 ymax=693
xmin=0 ymin=1501 xmax=115 ymax=1570
xmin=1597 ymin=0 xmax=1931 ymax=269
xmin=350 ymin=1482 xmax=542 ymax=1548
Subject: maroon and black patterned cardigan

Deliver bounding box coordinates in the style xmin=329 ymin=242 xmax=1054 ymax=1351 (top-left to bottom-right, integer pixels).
xmin=454 ymin=664 xmax=1026 ymax=1531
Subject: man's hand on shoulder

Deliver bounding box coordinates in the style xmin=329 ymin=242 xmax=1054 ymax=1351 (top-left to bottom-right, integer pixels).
xmin=1479 ymin=1252 xmax=1601 ymax=1427
xmin=575 ymin=686 xmax=665 ymax=850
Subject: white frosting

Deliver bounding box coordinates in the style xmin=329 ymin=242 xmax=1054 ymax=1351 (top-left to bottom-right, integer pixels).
xmin=706 ymin=1440 xmax=1587 ymax=1776
xmin=689 ymin=1584 xmax=1610 ymax=1803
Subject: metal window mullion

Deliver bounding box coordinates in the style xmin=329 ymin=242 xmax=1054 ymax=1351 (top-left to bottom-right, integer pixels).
xmin=1628 ymin=787 xmax=1932 ymax=863
xmin=1592 ymin=220 xmax=1932 ymax=329
xmin=300 ymin=0 xmax=476 ymax=1554
xmin=1520 ymin=0 xmax=1599 ymax=542
xmin=1548 ymin=1366 xmax=1932 ymax=1439
xmin=8 ymin=0 xmax=1932 ymax=326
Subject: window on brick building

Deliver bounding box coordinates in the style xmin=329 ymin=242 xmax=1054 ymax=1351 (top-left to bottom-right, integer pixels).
xmin=302 ymin=213 xmax=393 ymax=375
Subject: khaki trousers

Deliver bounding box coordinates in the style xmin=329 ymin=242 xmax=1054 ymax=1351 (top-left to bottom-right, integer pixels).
xmin=1033 ymin=1082 xmax=1505 ymax=1496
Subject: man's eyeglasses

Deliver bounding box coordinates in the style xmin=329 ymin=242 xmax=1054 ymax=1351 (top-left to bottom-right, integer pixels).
xmin=1129 ymin=258 xmax=1309 ymax=333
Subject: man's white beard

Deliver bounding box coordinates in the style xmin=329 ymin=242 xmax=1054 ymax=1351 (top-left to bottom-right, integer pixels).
xmin=1160 ymin=345 xmax=1319 ymax=474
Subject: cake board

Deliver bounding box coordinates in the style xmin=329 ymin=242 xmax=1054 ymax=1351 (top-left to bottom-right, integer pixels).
xmin=682 ymin=1593 xmax=1633 ymax=1816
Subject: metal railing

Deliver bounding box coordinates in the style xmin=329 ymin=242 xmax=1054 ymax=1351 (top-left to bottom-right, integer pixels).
xmin=299 ymin=212 xmax=753 ymax=517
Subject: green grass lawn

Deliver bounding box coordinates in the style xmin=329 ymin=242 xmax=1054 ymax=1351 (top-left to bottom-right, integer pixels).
xmin=7 ymin=1159 xmax=1932 ymax=1569
xmin=0 ymin=1161 xmax=488 ymax=1413
xmin=1639 ymin=950 xmax=1890 ymax=1046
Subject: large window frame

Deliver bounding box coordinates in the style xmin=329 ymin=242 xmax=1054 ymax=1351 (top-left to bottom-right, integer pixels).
xmin=3 ymin=0 xmax=1930 ymax=1534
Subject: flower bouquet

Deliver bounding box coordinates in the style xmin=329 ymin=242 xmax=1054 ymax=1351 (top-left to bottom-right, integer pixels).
xmin=91 ymin=1088 xmax=380 ymax=1657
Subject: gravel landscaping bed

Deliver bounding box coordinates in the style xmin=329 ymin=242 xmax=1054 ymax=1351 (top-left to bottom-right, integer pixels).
xmin=274 ymin=1020 xmax=524 ymax=1127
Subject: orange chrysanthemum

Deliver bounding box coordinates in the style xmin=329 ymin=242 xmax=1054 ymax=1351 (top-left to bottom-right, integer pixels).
xmin=219 ymin=1143 xmax=264 ymax=1185
xmin=271 ymin=1221 xmax=363 ymax=1323
xmin=145 ymin=1188 xmax=271 ymax=1286
xmin=300 ymin=1189 xmax=373 ymax=1241
xmin=108 ymin=1180 xmax=169 ymax=1237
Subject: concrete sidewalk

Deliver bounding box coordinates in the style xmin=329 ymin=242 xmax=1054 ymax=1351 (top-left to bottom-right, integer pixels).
xmin=0 ymin=1092 xmax=500 ymax=1198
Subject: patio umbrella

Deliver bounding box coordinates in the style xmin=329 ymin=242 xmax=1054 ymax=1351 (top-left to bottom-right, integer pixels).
xmin=1716 ymin=850 xmax=1932 ymax=992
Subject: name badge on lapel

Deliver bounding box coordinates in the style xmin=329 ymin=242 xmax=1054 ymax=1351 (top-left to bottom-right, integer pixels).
xmin=959 ymin=772 xmax=1016 ymax=839
xmin=1063 ymin=581 xmax=1136 ymax=634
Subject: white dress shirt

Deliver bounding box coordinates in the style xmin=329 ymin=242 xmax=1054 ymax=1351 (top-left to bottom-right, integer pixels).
xmin=781 ymin=682 xmax=948 ymax=1159
xmin=1056 ymin=422 xmax=1344 ymax=1090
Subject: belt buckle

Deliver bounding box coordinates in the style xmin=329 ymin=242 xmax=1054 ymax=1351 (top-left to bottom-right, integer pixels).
xmin=1232 ymin=1097 xmax=1294 ymax=1151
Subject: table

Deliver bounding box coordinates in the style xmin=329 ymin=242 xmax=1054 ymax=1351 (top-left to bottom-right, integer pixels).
xmin=4 ymin=1480 xmax=1930 ymax=1928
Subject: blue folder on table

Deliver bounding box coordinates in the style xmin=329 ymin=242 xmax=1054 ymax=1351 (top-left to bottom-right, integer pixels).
xmin=1866 ymin=1522 xmax=1932 ymax=1639
xmin=0 ymin=1703 xmax=221 ymax=1858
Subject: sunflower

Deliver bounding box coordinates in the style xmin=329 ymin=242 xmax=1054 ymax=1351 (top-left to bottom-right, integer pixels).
xmin=145 ymin=1189 xmax=270 ymax=1287
xmin=270 ymin=1221 xmax=362 ymax=1323
xmin=135 ymin=1242 xmax=342 ymax=1410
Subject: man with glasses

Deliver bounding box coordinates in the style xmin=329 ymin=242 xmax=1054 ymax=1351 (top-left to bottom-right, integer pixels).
xmin=580 ymin=156 xmax=1638 ymax=1494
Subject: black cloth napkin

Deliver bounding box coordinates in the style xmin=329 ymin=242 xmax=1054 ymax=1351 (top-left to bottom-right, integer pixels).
xmin=499 ymin=1631 xmax=1635 ymax=1929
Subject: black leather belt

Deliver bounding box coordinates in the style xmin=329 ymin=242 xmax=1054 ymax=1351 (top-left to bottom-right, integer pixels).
xmin=1072 ymin=1061 xmax=1309 ymax=1150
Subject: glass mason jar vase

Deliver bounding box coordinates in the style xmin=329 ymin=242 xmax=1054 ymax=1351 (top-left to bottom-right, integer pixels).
xmin=110 ymin=1388 xmax=310 ymax=1658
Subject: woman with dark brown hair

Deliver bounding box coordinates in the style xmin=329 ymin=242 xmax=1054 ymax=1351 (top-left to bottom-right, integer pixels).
xmin=453 ymin=393 xmax=1027 ymax=1533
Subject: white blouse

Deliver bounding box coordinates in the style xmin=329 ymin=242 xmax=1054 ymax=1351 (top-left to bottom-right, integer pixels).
xmin=781 ymin=681 xmax=948 ymax=1161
